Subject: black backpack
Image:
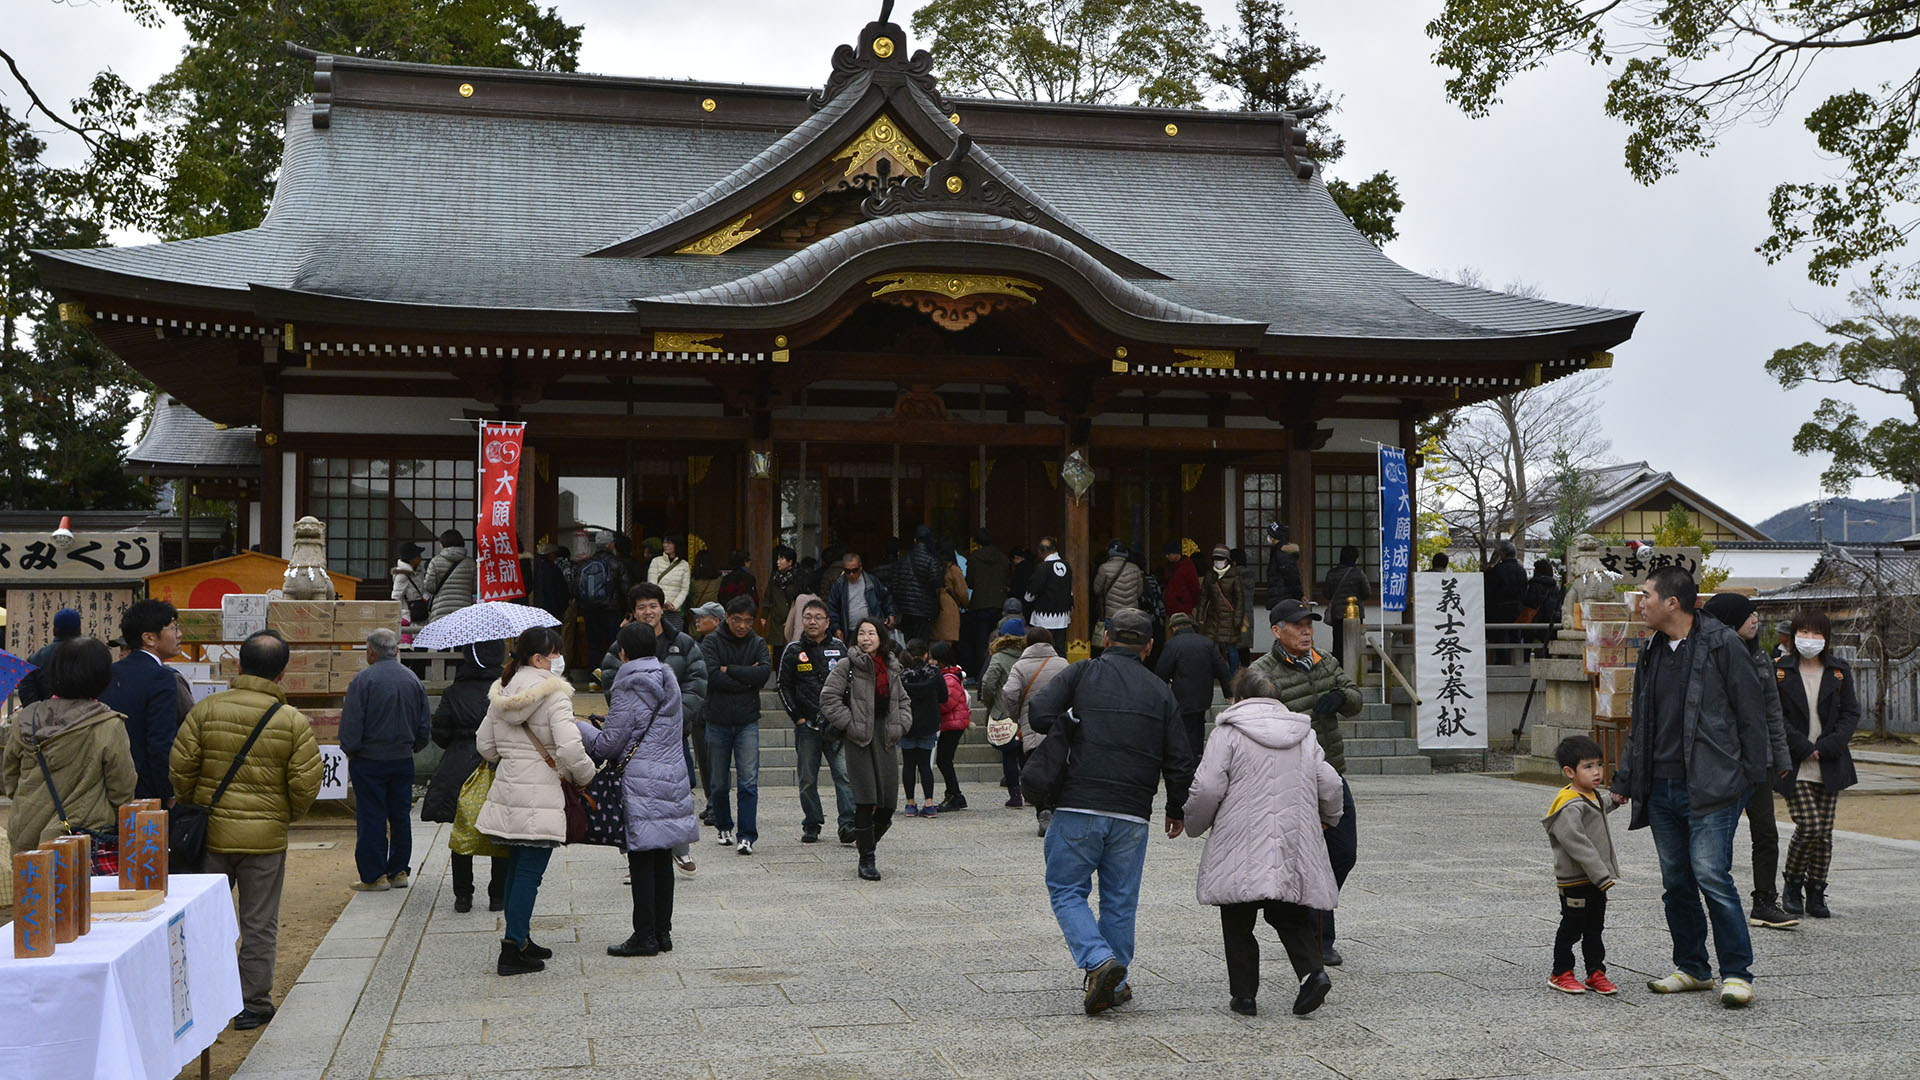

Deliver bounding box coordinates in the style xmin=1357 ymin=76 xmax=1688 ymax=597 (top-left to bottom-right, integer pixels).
xmin=577 ymin=555 xmax=615 ymax=609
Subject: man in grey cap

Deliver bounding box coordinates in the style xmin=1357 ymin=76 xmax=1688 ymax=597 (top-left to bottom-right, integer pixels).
xmin=1029 ymin=607 xmax=1195 ymax=1014
xmin=689 ymin=601 xmax=726 ymax=640
xmin=1249 ymin=598 xmax=1362 ymax=965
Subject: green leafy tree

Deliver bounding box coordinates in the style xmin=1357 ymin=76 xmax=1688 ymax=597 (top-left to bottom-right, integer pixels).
xmin=0 ymin=106 xmax=154 ymax=510
xmin=1766 ymin=289 xmax=1920 ymax=495
xmin=1426 ymin=0 xmax=1920 ymax=298
xmin=913 ymin=0 xmax=1211 ymax=107
xmin=1211 ymin=0 xmax=1402 ymax=246
xmin=148 ymin=0 xmax=584 ymax=237
xmin=1652 ymin=504 xmax=1730 ymax=592
xmin=1543 ymin=445 xmax=1595 ymax=563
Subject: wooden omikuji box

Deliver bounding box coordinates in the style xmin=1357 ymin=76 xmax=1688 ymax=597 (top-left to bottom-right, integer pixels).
xmin=48 ymin=836 xmax=90 ymax=942
xmin=118 ymin=799 xmax=162 ymax=889
xmin=12 ymin=849 xmax=56 ymax=958
xmin=128 ymin=809 xmax=170 ymax=893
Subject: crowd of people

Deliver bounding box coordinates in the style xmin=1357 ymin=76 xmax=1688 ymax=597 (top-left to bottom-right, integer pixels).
xmin=0 ymin=526 xmax=1867 ymax=1032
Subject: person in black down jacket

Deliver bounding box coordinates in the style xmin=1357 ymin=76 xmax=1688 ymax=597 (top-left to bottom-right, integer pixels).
xmin=898 ymin=639 xmax=948 ymax=817
xmin=425 ymin=640 xmax=508 ymax=912
xmin=1775 ymin=609 xmax=1861 ymax=921
xmin=1155 ymin=612 xmax=1231 ymax=759
xmin=1029 ymin=608 xmax=1196 ymax=1015
xmin=699 ymin=596 xmax=772 ymax=854
xmin=1264 ymin=523 xmax=1305 ymax=606
xmin=1483 ymin=540 xmax=1528 ymax=664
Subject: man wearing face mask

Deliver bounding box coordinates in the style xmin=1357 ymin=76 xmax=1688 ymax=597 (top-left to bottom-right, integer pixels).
xmin=1699 ymin=593 xmax=1796 ymax=931
xmin=1610 ymin=567 xmax=1773 ymax=1008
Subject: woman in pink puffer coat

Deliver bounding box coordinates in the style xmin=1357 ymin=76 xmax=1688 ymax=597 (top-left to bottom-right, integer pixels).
xmin=1182 ymin=668 xmax=1344 ymax=1018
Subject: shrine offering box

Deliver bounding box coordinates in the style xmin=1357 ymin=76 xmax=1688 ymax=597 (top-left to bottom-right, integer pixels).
xmin=128 ymin=809 xmax=170 ymax=892
xmin=13 ymin=849 xmax=56 ymax=958
xmin=91 ymin=889 xmax=166 ymax=913
xmin=48 ymin=836 xmax=89 ymax=942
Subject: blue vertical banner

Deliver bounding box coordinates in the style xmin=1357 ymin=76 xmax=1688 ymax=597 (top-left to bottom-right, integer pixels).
xmin=1379 ymin=446 xmax=1412 ymax=613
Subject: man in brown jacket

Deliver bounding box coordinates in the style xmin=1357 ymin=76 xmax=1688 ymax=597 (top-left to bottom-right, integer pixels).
xmin=171 ymin=629 xmax=322 ymax=1031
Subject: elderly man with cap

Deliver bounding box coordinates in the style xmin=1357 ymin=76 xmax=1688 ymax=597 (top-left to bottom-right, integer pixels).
xmin=1028 ymin=607 xmax=1196 ymax=1014
xmin=17 ymin=607 xmax=84 ymax=705
xmin=1248 ymin=598 xmax=1363 ymax=966
xmin=1700 ymin=591 xmax=1797 ymax=931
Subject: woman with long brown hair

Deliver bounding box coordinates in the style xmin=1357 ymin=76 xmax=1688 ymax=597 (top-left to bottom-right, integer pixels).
xmin=477 ymin=626 xmax=595 ymax=975
xmin=821 ymin=619 xmax=909 ymax=880
xmin=1775 ymin=610 xmax=1860 ymax=919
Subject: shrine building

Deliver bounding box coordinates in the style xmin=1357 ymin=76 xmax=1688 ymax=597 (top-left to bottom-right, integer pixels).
xmin=35 ymin=8 xmax=1638 ymax=646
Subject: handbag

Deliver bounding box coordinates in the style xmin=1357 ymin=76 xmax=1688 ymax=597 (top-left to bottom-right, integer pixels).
xmin=1019 ymin=661 xmax=1083 ymax=810
xmin=172 ymin=702 xmax=282 ymax=873
xmin=451 ymin=762 xmax=507 ymax=857
xmin=29 ymin=739 xmax=120 ymax=876
xmin=579 ymin=713 xmax=653 ymax=849
xmin=407 ymin=597 xmax=431 ymax=624
xmin=997 ymin=655 xmax=1056 ymax=748
xmin=520 ymin=722 xmax=592 ymax=845
xmin=985 ymin=717 xmax=1018 ymax=747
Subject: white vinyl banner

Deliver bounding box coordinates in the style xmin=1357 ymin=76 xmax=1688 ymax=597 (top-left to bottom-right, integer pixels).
xmin=1414 ymin=571 xmax=1488 ymax=750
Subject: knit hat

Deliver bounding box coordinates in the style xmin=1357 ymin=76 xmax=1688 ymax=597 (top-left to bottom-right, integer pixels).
xmin=1701 ymin=593 xmax=1755 ymax=634
xmin=1161 ymin=538 xmax=1183 ymax=556
xmin=997 ymin=617 xmax=1027 ymax=637
xmin=1168 ymin=611 xmax=1194 ymax=632
xmin=52 ymin=608 xmax=82 ymax=638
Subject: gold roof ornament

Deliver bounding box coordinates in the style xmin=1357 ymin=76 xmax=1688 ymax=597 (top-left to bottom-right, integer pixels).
xmin=458 ymin=83 xmax=474 ymax=98
xmin=675 ymin=214 xmax=761 ymax=255
xmin=701 ymin=97 xmax=717 ymax=112
xmin=832 ymin=114 xmax=934 ymax=178
xmin=945 ymin=175 xmax=964 ymax=193
xmin=653 ymin=331 xmax=724 ymax=354
xmin=1164 ymin=123 xmax=1178 ymax=136
xmin=867 ymin=273 xmax=1041 ymax=303
xmin=57 ymin=302 xmax=90 ymax=325
xmin=871 ymin=36 xmax=895 ymax=58
xmin=1172 ymin=347 xmax=1235 ymax=370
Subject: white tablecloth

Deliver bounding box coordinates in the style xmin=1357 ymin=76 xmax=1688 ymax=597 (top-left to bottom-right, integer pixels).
xmin=0 ymin=873 xmax=242 ymax=1080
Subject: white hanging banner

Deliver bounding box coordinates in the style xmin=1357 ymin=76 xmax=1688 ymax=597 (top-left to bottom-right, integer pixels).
xmin=317 ymin=745 xmax=350 ymax=800
xmin=1414 ymin=571 xmax=1488 ymax=750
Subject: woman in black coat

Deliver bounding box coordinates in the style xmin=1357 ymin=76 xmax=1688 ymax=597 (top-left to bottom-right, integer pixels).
xmin=424 ymin=640 xmax=509 ymax=912
xmin=1774 ymin=609 xmax=1860 ymax=920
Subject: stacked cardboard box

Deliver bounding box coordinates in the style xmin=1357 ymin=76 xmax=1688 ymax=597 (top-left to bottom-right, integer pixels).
xmin=175 ymin=610 xmax=223 ymax=641
xmin=304 ymin=708 xmax=341 ymax=744
xmin=336 ymin=601 xmax=403 ymax=642
xmin=221 ymin=594 xmax=268 ymax=641
xmin=267 ymin=601 xmax=337 ymax=642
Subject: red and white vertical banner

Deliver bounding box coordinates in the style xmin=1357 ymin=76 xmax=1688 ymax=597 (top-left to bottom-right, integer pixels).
xmin=476 ymin=421 xmax=527 ymax=602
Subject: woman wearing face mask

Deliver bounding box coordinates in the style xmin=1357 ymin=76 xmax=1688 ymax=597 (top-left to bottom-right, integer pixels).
xmin=821 ymin=619 xmax=909 ymax=881
xmin=1197 ymin=546 xmax=1247 ymax=678
xmin=476 ymin=626 xmax=596 ymax=975
xmin=1774 ymin=610 xmax=1860 ymax=920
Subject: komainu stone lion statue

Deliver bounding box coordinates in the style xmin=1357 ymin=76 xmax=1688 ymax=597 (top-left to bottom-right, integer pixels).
xmin=283 ymin=515 xmax=336 ymax=600
xmin=1564 ymin=533 xmax=1614 ymax=607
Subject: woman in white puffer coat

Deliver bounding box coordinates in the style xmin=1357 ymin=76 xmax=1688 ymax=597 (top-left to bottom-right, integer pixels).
xmin=477 ymin=626 xmax=595 ymax=977
xmin=1182 ymin=667 xmax=1344 ymax=1018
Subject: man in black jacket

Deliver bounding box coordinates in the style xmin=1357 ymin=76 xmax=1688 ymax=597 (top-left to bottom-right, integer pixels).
xmin=1154 ymin=612 xmax=1231 ymax=758
xmin=1030 ymin=608 xmax=1195 ymax=1015
xmin=700 ymin=597 xmax=772 ymax=855
xmin=1264 ymin=523 xmax=1304 ymax=606
xmin=1484 ymin=539 xmax=1529 ymax=664
xmin=777 ymin=600 xmax=854 ymax=845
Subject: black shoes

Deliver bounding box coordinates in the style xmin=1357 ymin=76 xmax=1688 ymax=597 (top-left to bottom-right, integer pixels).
xmin=1322 ymin=943 xmax=1344 ymax=967
xmin=608 ymin=933 xmax=660 ymax=957
xmin=523 ymin=940 xmax=553 ymax=960
xmin=838 ymin=826 xmax=855 ymax=845
xmin=858 ymin=853 xmax=881 ymax=881
xmin=497 ymin=939 xmax=544 ymax=976
xmin=1230 ymin=996 xmax=1257 ymax=1017
xmin=453 ymin=894 xmax=473 ymax=913
xmin=699 ymin=805 xmax=715 ymax=825
xmin=1782 ymin=878 xmax=1806 ymax=916
xmin=488 ymin=896 xmax=506 ymax=913
xmin=1749 ymin=891 xmax=1799 ymax=929
xmin=936 ymin=793 xmax=968 ymax=812
xmin=232 ymin=1006 xmax=275 ymax=1031
xmin=659 ymin=932 xmax=673 ymax=953
xmin=801 ymin=829 xmax=820 ymax=844
xmin=1083 ymin=958 xmax=1127 ymax=1014
xmin=1805 ymin=881 xmax=1832 ymax=918
xmin=1294 ymin=971 xmax=1333 ymax=1015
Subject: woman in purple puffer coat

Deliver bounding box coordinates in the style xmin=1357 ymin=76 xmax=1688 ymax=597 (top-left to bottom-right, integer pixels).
xmin=579 ymin=621 xmax=697 ymax=958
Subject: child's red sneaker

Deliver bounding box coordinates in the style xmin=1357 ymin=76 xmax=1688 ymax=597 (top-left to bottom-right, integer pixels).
xmin=1585 ymin=971 xmax=1619 ymax=996
xmin=1548 ymin=971 xmax=1587 ymax=994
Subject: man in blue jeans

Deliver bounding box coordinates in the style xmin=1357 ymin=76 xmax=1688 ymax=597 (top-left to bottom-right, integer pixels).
xmin=339 ymin=628 xmax=430 ymax=890
xmin=1610 ymin=565 xmax=1775 ymax=1007
xmin=1029 ymin=609 xmax=1195 ymax=1015
xmin=701 ymin=596 xmax=772 ymax=855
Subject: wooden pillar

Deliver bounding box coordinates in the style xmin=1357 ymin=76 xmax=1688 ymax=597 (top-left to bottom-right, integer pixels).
xmin=746 ymin=439 xmax=775 ymax=607
xmin=1064 ymin=440 xmax=1091 ymax=658
xmin=258 ymin=349 xmax=285 ymax=554
xmin=1285 ymin=425 xmax=1315 ymax=593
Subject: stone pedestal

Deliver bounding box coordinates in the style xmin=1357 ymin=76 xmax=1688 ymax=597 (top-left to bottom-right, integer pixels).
xmin=1514 ymin=633 xmax=1594 ymax=782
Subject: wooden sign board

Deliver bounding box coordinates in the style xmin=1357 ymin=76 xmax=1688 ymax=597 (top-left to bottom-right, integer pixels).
xmin=1595 ymin=546 xmax=1703 ymax=580
xmin=0 ymin=531 xmax=159 ymax=585
xmin=2 ymin=587 xmax=136 ymax=658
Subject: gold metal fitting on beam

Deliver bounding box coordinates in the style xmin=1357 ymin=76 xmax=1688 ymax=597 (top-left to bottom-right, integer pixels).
xmin=701 ymin=98 xmax=717 ymax=112
xmin=458 ymin=83 xmax=474 ymax=98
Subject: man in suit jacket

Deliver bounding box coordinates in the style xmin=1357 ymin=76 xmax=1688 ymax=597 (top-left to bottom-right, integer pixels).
xmin=100 ymin=599 xmax=185 ymax=802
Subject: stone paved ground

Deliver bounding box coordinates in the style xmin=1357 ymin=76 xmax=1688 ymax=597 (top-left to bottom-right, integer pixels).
xmin=241 ymin=774 xmax=1920 ymax=1080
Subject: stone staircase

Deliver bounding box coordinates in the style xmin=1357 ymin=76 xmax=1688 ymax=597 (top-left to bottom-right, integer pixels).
xmin=576 ymin=683 xmax=1429 ymax=786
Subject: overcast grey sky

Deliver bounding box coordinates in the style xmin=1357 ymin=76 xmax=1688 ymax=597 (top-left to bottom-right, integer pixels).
xmin=8 ymin=0 xmax=1910 ymax=527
